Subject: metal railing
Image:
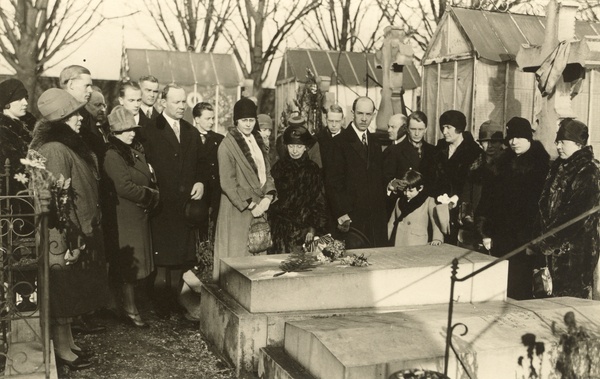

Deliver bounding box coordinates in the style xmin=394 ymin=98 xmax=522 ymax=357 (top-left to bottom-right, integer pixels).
xmin=443 ymin=204 xmax=600 ymax=378
xmin=0 ymin=159 xmax=51 ymax=378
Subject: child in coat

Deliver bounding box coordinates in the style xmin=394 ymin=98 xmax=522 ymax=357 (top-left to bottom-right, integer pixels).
xmin=388 ymin=169 xmax=444 ymax=247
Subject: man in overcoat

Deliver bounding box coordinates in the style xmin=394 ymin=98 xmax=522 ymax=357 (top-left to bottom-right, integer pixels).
xmin=384 ymin=111 xmax=436 ymax=194
xmin=141 ymin=84 xmax=206 ymax=316
xmin=315 ymin=104 xmax=344 ymax=174
xmin=325 ymin=97 xmax=388 ymax=247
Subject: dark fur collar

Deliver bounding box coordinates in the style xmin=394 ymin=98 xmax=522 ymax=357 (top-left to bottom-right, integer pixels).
xmin=499 ymin=140 xmax=549 ymax=174
xmin=30 ymin=120 xmax=98 ymax=173
xmin=107 ymin=135 xmax=144 ymax=166
xmin=0 ymin=113 xmax=32 ymax=143
xmin=228 ymin=127 xmax=268 ymax=176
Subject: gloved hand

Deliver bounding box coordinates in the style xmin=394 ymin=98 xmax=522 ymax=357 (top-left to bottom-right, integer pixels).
xmin=254 ymin=197 xmax=272 ymax=215
xmin=337 ymin=219 xmax=351 ymax=233
xmin=388 ymin=178 xmax=407 ymax=193
xmin=305 ymin=227 xmax=316 ymax=243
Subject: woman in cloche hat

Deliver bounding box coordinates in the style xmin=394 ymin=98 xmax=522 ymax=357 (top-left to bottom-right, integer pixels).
xmin=30 ymin=88 xmax=110 ymax=370
xmin=532 ymin=118 xmax=600 ymax=299
xmin=269 ymin=124 xmax=328 ymax=253
xmin=212 ymin=98 xmax=276 ymax=281
xmin=103 ymin=105 xmax=158 ymax=329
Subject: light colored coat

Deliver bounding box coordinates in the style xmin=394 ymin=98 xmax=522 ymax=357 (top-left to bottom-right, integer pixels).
xmin=387 ymin=196 xmax=443 ymax=247
xmin=213 ymin=130 xmax=276 ymax=281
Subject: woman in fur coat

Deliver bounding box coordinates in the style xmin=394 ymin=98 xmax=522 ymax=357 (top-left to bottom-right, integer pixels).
xmin=31 ymin=89 xmax=109 ymax=370
xmin=213 ymin=98 xmax=276 ymax=281
xmin=103 ymin=106 xmax=158 ymax=328
xmin=533 ymin=119 xmax=600 ymax=299
xmin=477 ymin=117 xmax=549 ymax=300
xmin=0 ymin=78 xmax=32 ymax=193
xmin=269 ymin=124 xmax=328 ymax=254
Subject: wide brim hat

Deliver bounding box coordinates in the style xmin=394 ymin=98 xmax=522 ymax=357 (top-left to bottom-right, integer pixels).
xmin=478 ymin=120 xmax=504 ymax=141
xmin=37 ymin=88 xmax=85 ymax=122
xmin=108 ymin=105 xmax=141 ymax=132
xmin=283 ymin=125 xmax=313 ymax=146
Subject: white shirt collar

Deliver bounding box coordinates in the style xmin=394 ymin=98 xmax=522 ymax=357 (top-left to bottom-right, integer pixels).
xmin=351 ymin=122 xmax=367 ymax=140
xmin=140 ymin=104 xmax=153 ymax=114
xmin=162 ymin=112 xmax=179 ymax=127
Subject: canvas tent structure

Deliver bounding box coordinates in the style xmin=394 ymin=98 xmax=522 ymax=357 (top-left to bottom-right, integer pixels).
xmin=276 ymin=48 xmax=421 ymax=132
xmin=122 ymin=49 xmax=241 ymax=133
xmin=422 ymin=6 xmax=600 ymax=153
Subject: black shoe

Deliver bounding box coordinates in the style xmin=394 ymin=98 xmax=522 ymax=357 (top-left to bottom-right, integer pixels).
xmin=56 ymin=356 xmax=93 ymax=370
xmin=71 ymin=317 xmax=106 ymax=334
xmin=73 ymin=349 xmax=94 ymax=360
xmin=123 ymin=311 xmax=150 ymax=328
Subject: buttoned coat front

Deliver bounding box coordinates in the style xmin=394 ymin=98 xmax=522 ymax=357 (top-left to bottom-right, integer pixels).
xmin=141 ymin=115 xmax=206 ymax=266
xmin=325 ymin=124 xmax=388 ymax=247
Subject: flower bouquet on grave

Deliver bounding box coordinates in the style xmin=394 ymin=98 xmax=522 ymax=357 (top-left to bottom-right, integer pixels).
xmin=305 ymin=233 xmax=371 ymax=266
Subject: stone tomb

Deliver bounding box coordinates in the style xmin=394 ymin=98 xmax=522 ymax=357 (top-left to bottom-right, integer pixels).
xmin=266 ymin=297 xmax=600 ymax=379
xmin=218 ymin=245 xmax=507 ymax=313
xmin=199 ymin=245 xmax=508 ymax=375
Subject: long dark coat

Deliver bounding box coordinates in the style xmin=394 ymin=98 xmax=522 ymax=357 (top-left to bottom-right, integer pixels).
xmin=103 ymin=137 xmax=154 ymax=281
xmin=534 ymin=146 xmax=600 ymax=299
xmin=383 ymin=137 xmax=436 ymax=187
xmin=270 ymin=152 xmax=328 ymax=253
xmin=477 ymin=141 xmax=549 ymax=299
xmin=199 ymin=130 xmax=224 ymax=229
xmin=213 ymin=128 xmax=276 ymax=281
xmin=141 ymin=115 xmax=206 ymax=267
xmin=325 ymin=124 xmax=388 ymax=247
xmin=30 ymin=121 xmax=109 ymax=318
xmin=431 ymin=132 xmax=483 ymax=244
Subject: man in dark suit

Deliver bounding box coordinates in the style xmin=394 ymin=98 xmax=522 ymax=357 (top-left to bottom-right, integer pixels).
xmin=193 ymin=102 xmax=223 ymax=240
xmin=325 ymin=97 xmax=388 ymax=248
xmin=141 ymin=84 xmax=206 ymax=317
xmin=383 ymin=111 xmax=436 ymax=196
xmin=138 ymin=75 xmax=160 ymax=127
xmin=315 ymin=104 xmax=344 ymax=173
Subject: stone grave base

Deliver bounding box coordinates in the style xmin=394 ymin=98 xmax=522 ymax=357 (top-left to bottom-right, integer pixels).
xmin=258 ymin=297 xmax=600 ymax=379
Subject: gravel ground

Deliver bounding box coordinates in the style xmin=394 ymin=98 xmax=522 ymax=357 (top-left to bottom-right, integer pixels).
xmin=58 ymin=293 xmax=239 ymax=379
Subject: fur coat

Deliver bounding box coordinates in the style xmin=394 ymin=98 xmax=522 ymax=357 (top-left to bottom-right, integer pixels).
xmin=534 ymin=146 xmax=600 ymax=299
xmin=0 ymin=113 xmax=32 ymax=194
xmin=30 ymin=121 xmax=109 ymax=318
xmin=269 ymin=152 xmax=328 ymax=253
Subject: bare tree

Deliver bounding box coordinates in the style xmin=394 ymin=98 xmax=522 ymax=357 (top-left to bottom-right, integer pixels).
xmin=301 ymin=0 xmax=387 ymax=52
xmin=224 ymin=0 xmax=321 ymax=108
xmin=141 ymin=0 xmax=233 ymax=52
xmin=0 ymin=0 xmax=106 ymax=102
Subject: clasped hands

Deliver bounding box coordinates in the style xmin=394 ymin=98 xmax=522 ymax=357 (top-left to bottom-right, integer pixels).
xmin=250 ymin=197 xmax=271 ymax=217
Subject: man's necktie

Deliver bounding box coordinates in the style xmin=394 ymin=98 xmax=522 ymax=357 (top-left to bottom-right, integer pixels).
xmin=362 ymin=133 xmax=368 ymax=151
xmin=146 ymin=109 xmax=152 ymax=118
xmin=200 ymin=133 xmax=206 ymax=144
xmin=172 ymin=122 xmax=180 ymax=142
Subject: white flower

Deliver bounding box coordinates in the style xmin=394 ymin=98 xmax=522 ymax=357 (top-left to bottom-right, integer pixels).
xmin=13 ymin=173 xmax=28 ymax=184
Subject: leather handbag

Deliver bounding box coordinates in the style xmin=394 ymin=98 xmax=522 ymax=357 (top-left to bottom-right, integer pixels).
xmin=532 ymin=256 xmax=553 ymax=298
xmin=247 ymin=215 xmax=272 ymax=254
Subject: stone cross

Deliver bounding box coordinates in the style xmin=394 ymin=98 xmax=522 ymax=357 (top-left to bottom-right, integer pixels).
xmin=375 ymin=26 xmax=414 ymax=133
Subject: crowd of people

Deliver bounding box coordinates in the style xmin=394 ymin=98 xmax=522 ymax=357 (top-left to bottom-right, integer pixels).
xmin=0 ymin=65 xmax=599 ymax=370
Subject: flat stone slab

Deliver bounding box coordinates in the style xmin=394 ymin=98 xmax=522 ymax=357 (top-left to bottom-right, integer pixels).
xmin=219 ymin=245 xmax=507 ymax=313
xmin=284 ymin=297 xmax=600 ymax=379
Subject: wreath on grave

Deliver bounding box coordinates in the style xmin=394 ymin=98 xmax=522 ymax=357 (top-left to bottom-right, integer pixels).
xmin=274 ymin=234 xmax=370 ymax=277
